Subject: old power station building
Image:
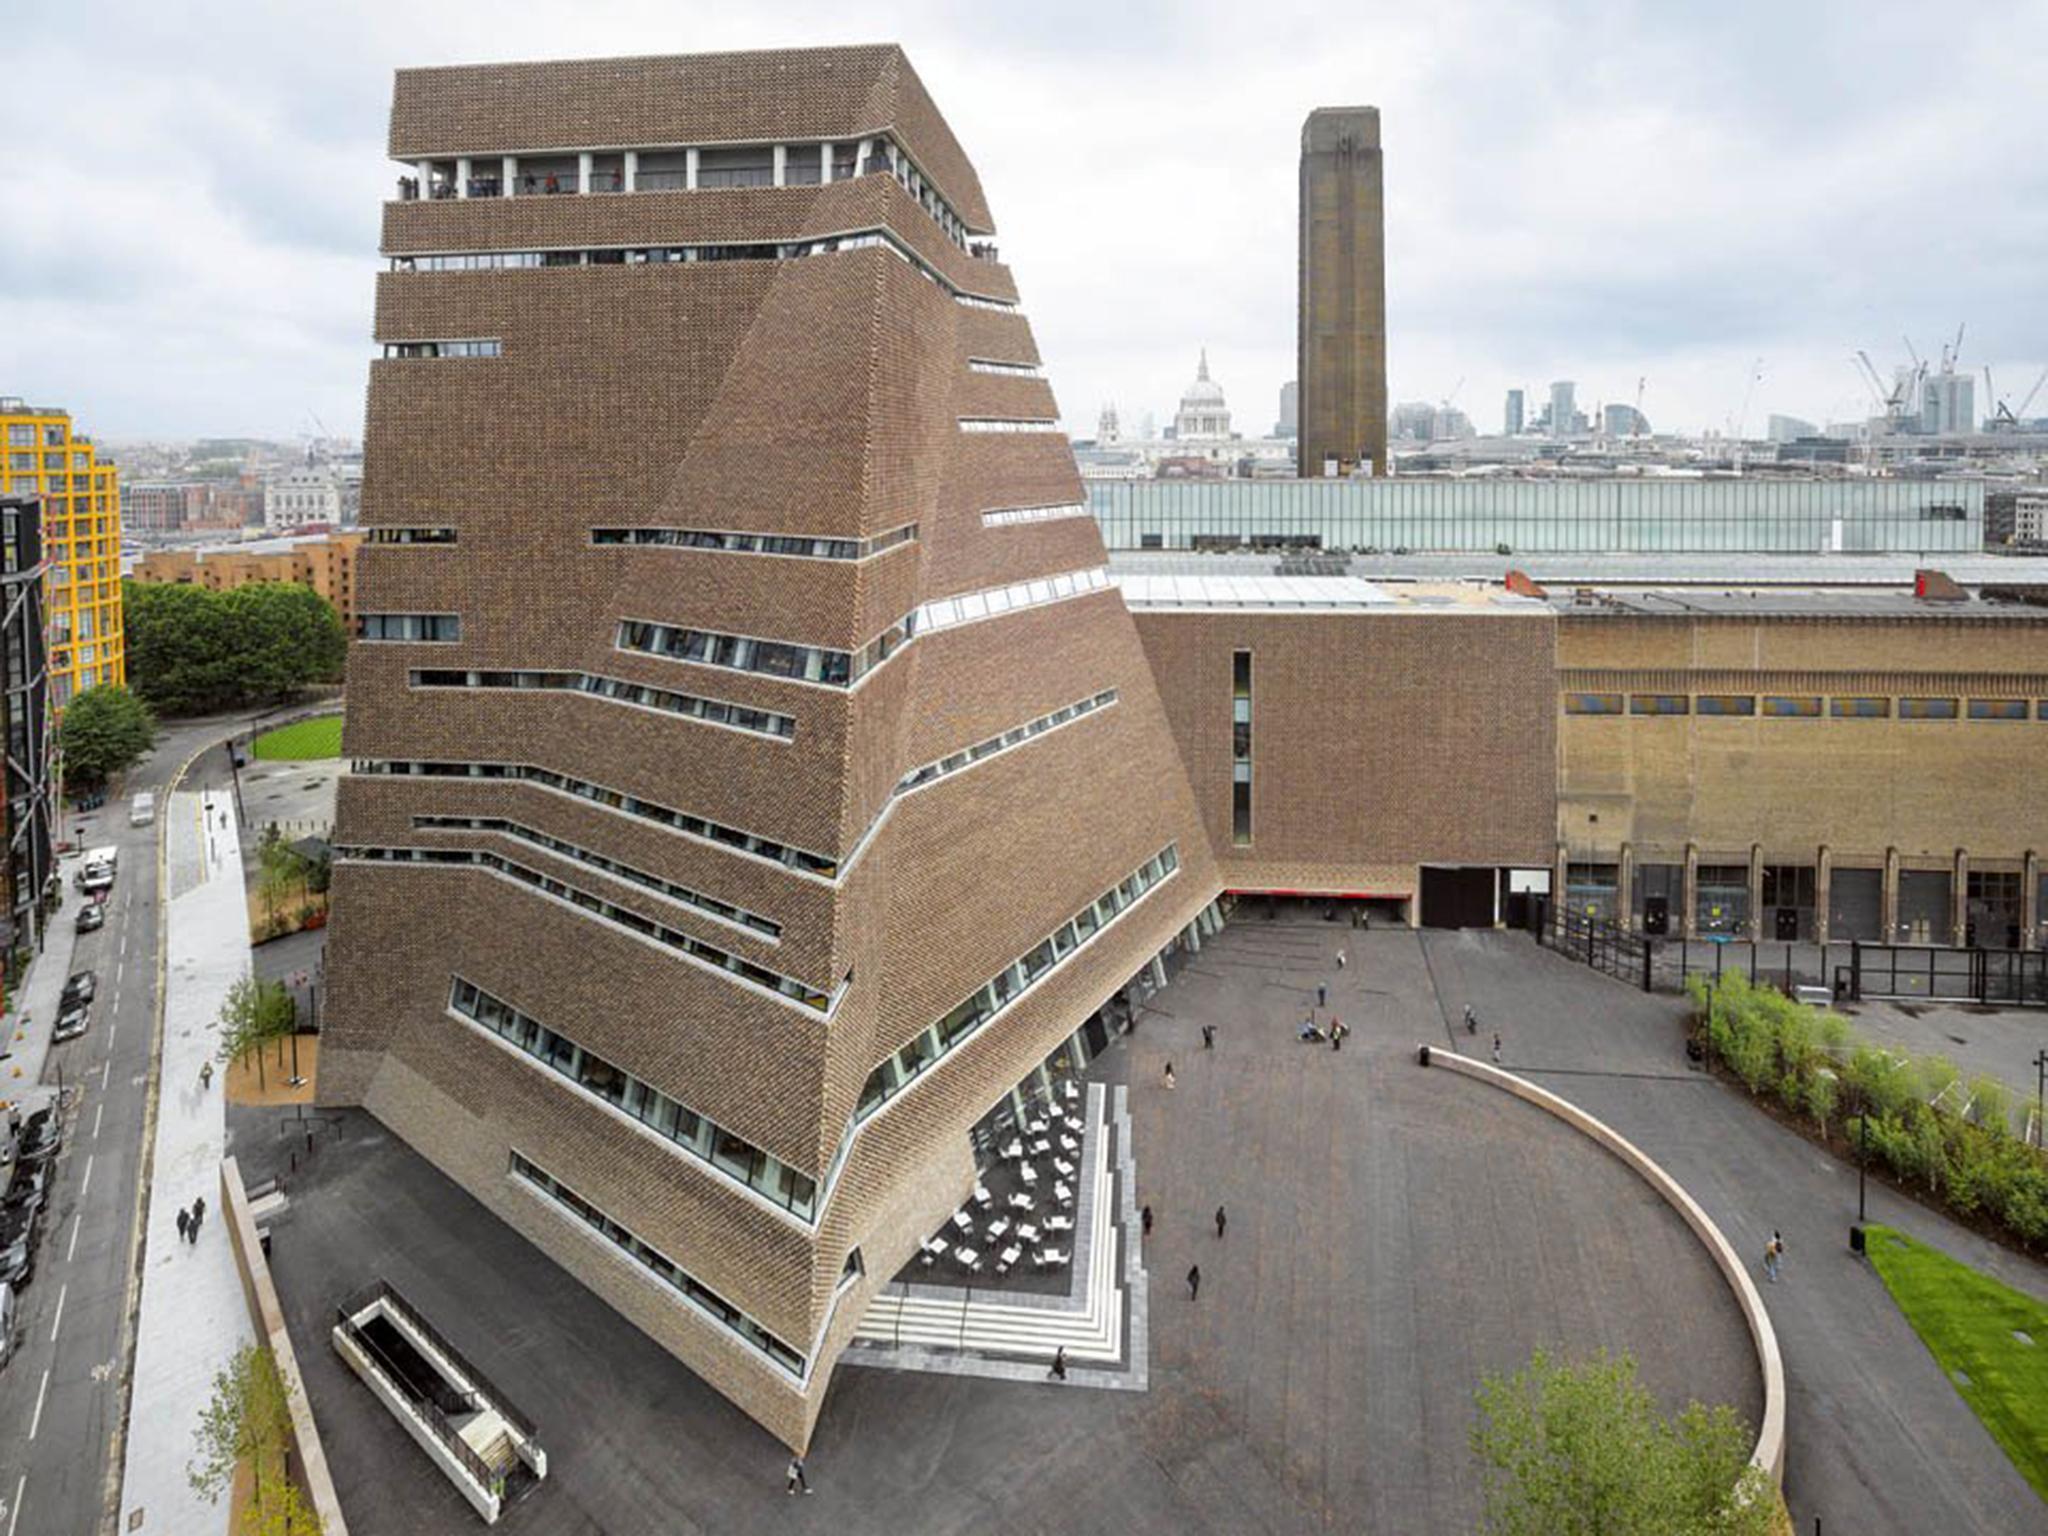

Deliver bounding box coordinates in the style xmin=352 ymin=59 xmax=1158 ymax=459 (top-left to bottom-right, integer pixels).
xmin=322 ymin=46 xmax=2048 ymax=1449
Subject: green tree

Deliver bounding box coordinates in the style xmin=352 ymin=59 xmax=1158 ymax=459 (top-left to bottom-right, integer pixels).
xmin=57 ymin=684 xmax=156 ymax=788
xmin=125 ymin=579 xmax=345 ymax=717
xmin=255 ymin=827 xmax=310 ymax=936
xmin=1471 ymin=1346 xmax=1774 ymax=1536
xmin=227 ymin=584 xmax=347 ymax=702
xmin=189 ymin=1342 xmax=322 ymax=1534
xmin=217 ymin=974 xmax=297 ymax=1090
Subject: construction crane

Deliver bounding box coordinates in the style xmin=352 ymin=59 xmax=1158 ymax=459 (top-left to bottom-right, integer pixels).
xmin=1990 ymin=365 xmax=2048 ymax=431
xmin=1853 ymin=351 xmax=1892 ymax=415
xmin=1633 ymin=376 xmax=1647 ymax=437
xmin=1729 ymin=357 xmax=1764 ymax=441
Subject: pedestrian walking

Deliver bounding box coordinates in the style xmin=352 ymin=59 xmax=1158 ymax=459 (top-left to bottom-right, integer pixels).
xmin=1214 ymin=1205 xmax=1227 ymax=1239
xmin=1163 ymin=1061 xmax=1176 ymax=1090
xmin=191 ymin=1195 xmax=206 ymax=1239
xmin=1464 ymin=1004 xmax=1478 ymax=1035
xmin=1201 ymin=1024 xmax=1215 ymax=1050
xmin=1773 ymin=1229 xmax=1787 ymax=1273
xmin=175 ymin=1207 xmax=190 ymax=1244
xmin=1763 ymin=1239 xmax=1780 ymax=1283
xmin=786 ymin=1455 xmax=812 ymax=1495
xmin=1491 ymin=1033 xmax=1502 ymax=1065
xmin=1141 ymin=1205 xmax=1154 ymax=1238
xmin=1316 ymin=983 xmax=1328 ymax=1009
xmin=1336 ymin=948 xmax=1347 ymax=970
xmin=1048 ymin=1346 xmax=1068 ymax=1382
xmin=199 ymin=1061 xmax=214 ymax=1090
xmin=1187 ymin=1264 xmax=1201 ymax=1300
xmin=1331 ymin=1019 xmax=1344 ymax=1052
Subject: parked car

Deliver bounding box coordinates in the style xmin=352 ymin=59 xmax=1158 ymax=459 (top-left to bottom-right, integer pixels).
xmin=61 ymin=970 xmax=96 ymax=1008
xmin=2 ymin=1166 xmax=45 ymax=1211
xmin=52 ymin=1006 xmax=89 ymax=1044
xmin=0 ymin=1281 xmax=16 ymax=1367
xmin=75 ymin=904 xmax=103 ymax=933
xmin=0 ymin=1233 xmax=35 ymax=1290
xmin=17 ymin=1116 xmax=57 ymax=1162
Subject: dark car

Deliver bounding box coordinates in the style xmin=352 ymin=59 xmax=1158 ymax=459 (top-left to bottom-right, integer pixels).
xmin=61 ymin=971 xmax=96 ymax=1008
xmin=2 ymin=1167 xmax=45 ymax=1211
xmin=51 ymin=1006 xmax=89 ymax=1044
xmin=17 ymin=1119 xmax=58 ymax=1162
xmin=75 ymin=904 xmax=104 ymax=933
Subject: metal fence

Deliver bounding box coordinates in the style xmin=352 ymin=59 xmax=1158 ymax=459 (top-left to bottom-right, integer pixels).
xmin=1533 ymin=901 xmax=2048 ymax=1008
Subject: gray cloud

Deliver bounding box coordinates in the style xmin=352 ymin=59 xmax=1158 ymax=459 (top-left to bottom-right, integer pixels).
xmin=7 ymin=0 xmax=2042 ymax=440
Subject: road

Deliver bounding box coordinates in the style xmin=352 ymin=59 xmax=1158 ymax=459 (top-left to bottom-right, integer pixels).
xmin=0 ymin=708 xmax=302 ymax=1536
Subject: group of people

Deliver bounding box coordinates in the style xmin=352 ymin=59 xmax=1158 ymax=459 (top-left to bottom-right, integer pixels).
xmin=173 ymin=1195 xmax=207 ymax=1245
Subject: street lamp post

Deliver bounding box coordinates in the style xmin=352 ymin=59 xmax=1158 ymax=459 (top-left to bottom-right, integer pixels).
xmin=2034 ymin=1048 xmax=2047 ymax=1151
xmin=1858 ymin=1105 xmax=1869 ymax=1224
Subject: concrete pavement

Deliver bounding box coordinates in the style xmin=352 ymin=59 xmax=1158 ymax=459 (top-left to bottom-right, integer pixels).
xmin=117 ymin=788 xmax=257 ymax=1535
xmin=1420 ymin=925 xmax=2048 ymax=1533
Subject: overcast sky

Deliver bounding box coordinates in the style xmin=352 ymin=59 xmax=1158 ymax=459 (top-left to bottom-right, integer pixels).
xmin=7 ymin=1 xmax=2044 ymax=444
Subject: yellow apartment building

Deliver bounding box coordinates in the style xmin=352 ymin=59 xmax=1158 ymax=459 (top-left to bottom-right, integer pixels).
xmin=0 ymin=399 xmax=124 ymax=707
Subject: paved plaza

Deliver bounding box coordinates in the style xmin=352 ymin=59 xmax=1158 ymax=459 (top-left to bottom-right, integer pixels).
xmin=246 ymin=912 xmax=1775 ymax=1536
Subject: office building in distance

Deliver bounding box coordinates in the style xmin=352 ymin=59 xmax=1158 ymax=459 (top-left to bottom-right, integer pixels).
xmin=323 ymin=46 xmax=1224 ymax=1448
xmin=0 ymin=399 xmax=123 ymax=706
xmin=1297 ymin=107 xmax=1387 ymax=478
xmin=131 ymin=531 xmax=364 ymax=628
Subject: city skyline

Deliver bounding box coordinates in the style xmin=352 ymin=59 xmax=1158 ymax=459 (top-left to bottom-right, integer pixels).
xmin=6 ymin=1 xmax=2046 ymax=443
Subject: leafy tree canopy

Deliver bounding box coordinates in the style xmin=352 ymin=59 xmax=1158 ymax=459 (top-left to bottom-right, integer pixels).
xmin=1471 ymin=1347 xmax=1774 ymax=1536
xmin=125 ymin=579 xmax=345 ymax=716
xmin=57 ymin=684 xmax=156 ymax=788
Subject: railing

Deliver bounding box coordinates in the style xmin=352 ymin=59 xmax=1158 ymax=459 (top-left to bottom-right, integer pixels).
xmin=1534 ymin=900 xmax=1654 ymax=990
xmin=634 ymin=171 xmax=689 ymax=191
xmin=337 ymin=1279 xmax=539 ymax=1442
xmin=1837 ymin=941 xmax=2048 ymax=1007
xmin=335 ymin=1303 xmax=499 ymax=1494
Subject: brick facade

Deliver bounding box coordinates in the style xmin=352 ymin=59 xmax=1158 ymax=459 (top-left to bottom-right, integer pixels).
xmin=322 ymin=47 xmax=1219 ymax=1450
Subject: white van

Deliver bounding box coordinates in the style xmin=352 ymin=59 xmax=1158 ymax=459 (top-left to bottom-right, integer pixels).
xmin=130 ymin=791 xmax=155 ymax=827
xmin=78 ymin=845 xmax=118 ymax=892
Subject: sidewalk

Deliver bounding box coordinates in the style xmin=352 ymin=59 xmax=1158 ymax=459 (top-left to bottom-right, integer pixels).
xmin=119 ymin=789 xmax=257 ymax=1534
xmin=1 ymin=856 xmax=88 ymax=1124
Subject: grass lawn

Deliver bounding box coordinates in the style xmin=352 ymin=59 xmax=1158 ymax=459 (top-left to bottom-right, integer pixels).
xmin=1864 ymin=1224 xmax=2048 ymax=1502
xmin=250 ymin=715 xmax=341 ymax=760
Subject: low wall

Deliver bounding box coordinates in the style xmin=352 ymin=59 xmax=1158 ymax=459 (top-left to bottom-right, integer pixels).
xmin=221 ymin=1155 xmax=351 ymax=1535
xmin=1418 ymin=1045 xmax=1786 ymax=1488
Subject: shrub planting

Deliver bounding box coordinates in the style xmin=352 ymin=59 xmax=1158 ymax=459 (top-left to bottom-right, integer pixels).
xmin=1689 ymin=971 xmax=2048 ymax=1251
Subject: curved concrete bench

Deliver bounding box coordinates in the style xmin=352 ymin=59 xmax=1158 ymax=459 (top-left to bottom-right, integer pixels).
xmin=1417 ymin=1044 xmax=1786 ymax=1489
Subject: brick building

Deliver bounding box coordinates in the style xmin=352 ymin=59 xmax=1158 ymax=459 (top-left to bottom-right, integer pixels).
xmin=129 ymin=531 xmax=362 ymax=626
xmin=314 ymin=46 xmax=2048 ymax=1457
xmin=321 ymin=47 xmax=1224 ymax=1449
xmin=1553 ymin=589 xmax=2048 ymax=948
xmin=1297 ymin=108 xmax=1388 ymax=479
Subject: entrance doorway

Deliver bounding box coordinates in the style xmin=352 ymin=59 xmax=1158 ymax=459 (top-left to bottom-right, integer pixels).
xmin=1420 ymin=866 xmax=1496 ymax=929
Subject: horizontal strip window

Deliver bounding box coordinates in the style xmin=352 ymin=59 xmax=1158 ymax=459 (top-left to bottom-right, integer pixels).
xmin=335 ymin=845 xmax=833 ymax=1011
xmin=365 ymin=527 xmax=456 ymax=545
xmin=1564 ymin=692 xmax=1624 ymax=715
xmin=980 ymin=503 xmax=1090 ymax=528
xmin=915 ymin=567 xmax=1109 ymax=636
xmin=592 ymin=522 xmax=915 ymax=561
xmin=857 ymin=845 xmax=1180 ymax=1124
xmin=896 ymin=691 xmax=1117 ymax=797
xmin=1695 ymin=695 xmax=1756 ymax=717
xmin=359 ymin=613 xmax=460 ymax=642
xmin=388 ymin=223 xmax=1016 ymax=313
xmin=509 ymin=1151 xmax=804 ymax=1377
xmin=1628 ymin=694 xmax=1688 ymax=716
xmin=1762 ymin=695 xmax=1822 ymax=718
xmin=619 ymin=613 xmax=912 ymax=689
xmin=455 ymin=980 xmax=815 ymax=1219
xmin=957 ymin=418 xmax=1061 ymax=434
xmin=417 ymin=816 xmax=780 ymax=939
xmin=1899 ymin=697 xmax=1959 ymax=720
xmin=1968 ymin=698 xmax=2029 ymax=720
xmin=408 ymin=669 xmax=794 ymax=741
xmin=382 ymin=340 xmax=500 ymax=359
xmin=1831 ymin=696 xmax=1891 ymax=718
xmin=358 ymin=759 xmax=835 ymax=877
xmin=967 ymin=358 xmax=1042 ymax=377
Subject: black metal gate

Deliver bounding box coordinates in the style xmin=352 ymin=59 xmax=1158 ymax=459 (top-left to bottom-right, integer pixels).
xmin=1839 ymin=942 xmax=2048 ymax=1007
